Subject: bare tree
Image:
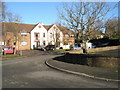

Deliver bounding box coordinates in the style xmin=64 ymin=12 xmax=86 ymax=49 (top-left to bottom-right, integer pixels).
xmin=0 ymin=2 xmax=2 ymax=37
xmin=1 ymin=2 xmax=14 ymax=47
xmin=1 ymin=2 xmax=6 ymax=22
xmin=58 ymin=2 xmax=117 ymax=53
xmin=1 ymin=2 xmax=22 ymax=54
xmin=55 ymin=31 xmax=61 ymax=47
xmin=9 ymin=15 xmax=22 ymax=55
xmin=1 ymin=2 xmax=7 ymax=37
xmin=50 ymin=30 xmax=61 ymax=48
xmin=105 ymin=17 xmax=119 ymax=39
xmin=58 ymin=2 xmax=117 ymax=42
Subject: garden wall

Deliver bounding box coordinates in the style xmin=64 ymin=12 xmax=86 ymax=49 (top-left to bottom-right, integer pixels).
xmin=64 ymin=53 xmax=119 ymax=68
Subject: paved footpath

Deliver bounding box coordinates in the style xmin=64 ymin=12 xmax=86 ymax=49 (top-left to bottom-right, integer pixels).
xmin=46 ymin=58 xmax=119 ymax=82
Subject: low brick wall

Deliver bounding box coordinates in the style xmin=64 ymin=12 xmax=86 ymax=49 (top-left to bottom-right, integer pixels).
xmin=64 ymin=53 xmax=119 ymax=68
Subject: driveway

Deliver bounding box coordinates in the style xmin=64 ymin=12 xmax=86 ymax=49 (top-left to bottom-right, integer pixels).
xmin=2 ymin=54 xmax=118 ymax=88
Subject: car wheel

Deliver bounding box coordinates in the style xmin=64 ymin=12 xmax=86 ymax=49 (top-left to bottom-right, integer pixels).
xmin=59 ymin=47 xmax=63 ymax=49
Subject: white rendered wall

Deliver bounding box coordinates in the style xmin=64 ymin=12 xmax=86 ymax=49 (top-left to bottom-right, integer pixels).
xmin=47 ymin=25 xmax=63 ymax=47
xmin=31 ymin=23 xmax=48 ymax=49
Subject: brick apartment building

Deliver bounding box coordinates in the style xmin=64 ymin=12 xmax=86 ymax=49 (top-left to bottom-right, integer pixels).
xmin=1 ymin=23 xmax=75 ymax=50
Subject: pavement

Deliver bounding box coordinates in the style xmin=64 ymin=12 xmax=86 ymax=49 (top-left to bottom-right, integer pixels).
xmin=45 ymin=57 xmax=119 ymax=82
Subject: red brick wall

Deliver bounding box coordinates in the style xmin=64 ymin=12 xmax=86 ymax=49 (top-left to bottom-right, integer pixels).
xmin=65 ymin=53 xmax=119 ymax=68
xmin=5 ymin=32 xmax=31 ymax=50
xmin=63 ymin=35 xmax=75 ymax=46
xmin=16 ymin=33 xmax=31 ymax=50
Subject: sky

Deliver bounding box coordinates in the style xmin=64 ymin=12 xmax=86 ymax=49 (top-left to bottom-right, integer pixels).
xmin=5 ymin=2 xmax=118 ymax=25
xmin=5 ymin=2 xmax=61 ymax=25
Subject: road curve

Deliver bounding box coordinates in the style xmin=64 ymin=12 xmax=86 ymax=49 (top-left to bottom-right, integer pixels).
xmin=2 ymin=55 xmax=118 ymax=88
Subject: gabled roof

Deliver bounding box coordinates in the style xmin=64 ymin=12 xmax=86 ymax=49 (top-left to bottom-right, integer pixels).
xmin=1 ymin=23 xmax=74 ymax=35
xmin=19 ymin=23 xmax=36 ymax=32
xmin=43 ymin=24 xmax=74 ymax=35
xmin=43 ymin=25 xmax=53 ymax=30
xmin=57 ymin=26 xmax=74 ymax=35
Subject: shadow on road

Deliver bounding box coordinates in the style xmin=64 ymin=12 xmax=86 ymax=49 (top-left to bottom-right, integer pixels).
xmin=52 ymin=49 xmax=119 ymax=68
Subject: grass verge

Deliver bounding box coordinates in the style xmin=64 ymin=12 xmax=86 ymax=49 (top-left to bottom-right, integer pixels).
xmin=48 ymin=49 xmax=70 ymax=53
xmin=2 ymin=54 xmax=22 ymax=59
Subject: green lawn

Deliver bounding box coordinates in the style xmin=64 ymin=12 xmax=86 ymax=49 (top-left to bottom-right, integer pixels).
xmin=2 ymin=54 xmax=22 ymax=59
xmin=48 ymin=49 xmax=70 ymax=53
xmin=67 ymin=45 xmax=120 ymax=57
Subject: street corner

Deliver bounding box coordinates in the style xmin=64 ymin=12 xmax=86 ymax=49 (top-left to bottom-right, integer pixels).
xmin=45 ymin=59 xmax=120 ymax=82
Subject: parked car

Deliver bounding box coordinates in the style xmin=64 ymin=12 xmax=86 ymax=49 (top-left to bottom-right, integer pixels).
xmin=37 ymin=46 xmax=45 ymax=50
xmin=95 ymin=42 xmax=109 ymax=47
xmin=2 ymin=46 xmax=15 ymax=55
xmin=73 ymin=46 xmax=82 ymax=50
xmin=73 ymin=43 xmax=82 ymax=50
xmin=92 ymin=44 xmax=96 ymax=48
xmin=44 ymin=45 xmax=55 ymax=51
xmin=73 ymin=42 xmax=96 ymax=50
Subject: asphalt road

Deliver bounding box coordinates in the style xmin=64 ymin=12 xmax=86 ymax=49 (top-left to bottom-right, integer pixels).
xmin=2 ymin=54 xmax=118 ymax=88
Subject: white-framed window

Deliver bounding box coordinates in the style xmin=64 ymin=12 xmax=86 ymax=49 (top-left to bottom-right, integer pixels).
xmin=21 ymin=33 xmax=27 ymax=36
xmin=50 ymin=33 xmax=53 ymax=38
xmin=43 ymin=33 xmax=45 ymax=37
xmin=20 ymin=41 xmax=27 ymax=45
xmin=0 ymin=41 xmax=5 ymax=45
xmin=43 ymin=41 xmax=45 ymax=46
xmin=34 ymin=33 xmax=40 ymax=40
xmin=34 ymin=33 xmax=39 ymax=37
